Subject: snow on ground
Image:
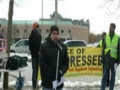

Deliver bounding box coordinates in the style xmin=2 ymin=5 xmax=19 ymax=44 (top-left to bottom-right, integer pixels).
xmin=0 ymin=53 xmax=120 ymax=89
xmin=1 ymin=79 xmax=120 ymax=89
xmin=10 ymin=52 xmax=31 ymax=61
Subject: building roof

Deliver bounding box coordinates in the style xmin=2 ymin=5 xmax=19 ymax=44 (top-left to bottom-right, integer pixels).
xmin=0 ymin=18 xmax=89 ymax=29
xmin=0 ymin=18 xmax=7 ymax=25
xmin=0 ymin=19 xmax=73 ymax=25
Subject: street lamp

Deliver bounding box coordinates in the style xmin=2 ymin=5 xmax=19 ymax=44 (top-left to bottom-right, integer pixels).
xmin=48 ymin=0 xmax=64 ymax=25
xmin=55 ymin=0 xmax=64 ymax=25
xmin=41 ymin=0 xmax=44 ymax=41
xmin=41 ymin=0 xmax=65 ymax=24
xmin=41 ymin=0 xmax=43 ymax=24
xmin=41 ymin=0 xmax=64 ymax=40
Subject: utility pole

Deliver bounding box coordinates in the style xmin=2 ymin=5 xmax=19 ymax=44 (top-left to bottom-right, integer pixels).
xmin=41 ymin=0 xmax=43 ymax=21
xmin=51 ymin=0 xmax=64 ymax=25
xmin=55 ymin=0 xmax=58 ymax=25
xmin=0 ymin=24 xmax=2 ymax=37
xmin=4 ymin=0 xmax=14 ymax=89
xmin=13 ymin=24 xmax=16 ymax=43
xmin=41 ymin=0 xmax=44 ymax=41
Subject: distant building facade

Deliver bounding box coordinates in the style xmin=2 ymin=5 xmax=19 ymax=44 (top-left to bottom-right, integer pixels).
xmin=0 ymin=13 xmax=90 ymax=43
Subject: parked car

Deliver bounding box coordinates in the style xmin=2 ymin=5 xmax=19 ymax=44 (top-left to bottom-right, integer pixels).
xmin=64 ymin=40 xmax=87 ymax=47
xmin=10 ymin=39 xmax=30 ymax=54
xmin=10 ymin=39 xmax=44 ymax=54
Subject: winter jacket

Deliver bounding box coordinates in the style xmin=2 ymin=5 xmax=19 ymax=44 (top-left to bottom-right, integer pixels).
xmin=29 ymin=30 xmax=41 ymax=57
xmin=40 ymin=38 xmax=69 ymax=89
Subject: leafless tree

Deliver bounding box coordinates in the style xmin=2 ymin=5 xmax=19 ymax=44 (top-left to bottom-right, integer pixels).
xmin=99 ymin=0 xmax=120 ymax=18
xmin=0 ymin=0 xmax=23 ymax=89
xmin=3 ymin=0 xmax=14 ymax=89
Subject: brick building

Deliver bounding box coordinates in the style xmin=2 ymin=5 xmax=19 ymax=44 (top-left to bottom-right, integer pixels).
xmin=0 ymin=17 xmax=90 ymax=44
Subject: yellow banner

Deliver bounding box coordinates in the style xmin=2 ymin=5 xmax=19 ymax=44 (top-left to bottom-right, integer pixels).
xmin=38 ymin=47 xmax=103 ymax=80
xmin=65 ymin=47 xmax=103 ymax=78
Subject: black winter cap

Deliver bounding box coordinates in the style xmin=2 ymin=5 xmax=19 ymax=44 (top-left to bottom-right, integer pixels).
xmin=49 ymin=25 xmax=59 ymax=36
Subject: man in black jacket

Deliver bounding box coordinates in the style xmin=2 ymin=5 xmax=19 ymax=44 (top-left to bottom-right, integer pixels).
xmin=29 ymin=22 xmax=41 ymax=89
xmin=40 ymin=25 xmax=69 ymax=90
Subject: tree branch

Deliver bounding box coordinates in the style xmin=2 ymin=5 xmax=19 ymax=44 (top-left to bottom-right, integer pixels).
xmin=99 ymin=0 xmax=120 ymax=18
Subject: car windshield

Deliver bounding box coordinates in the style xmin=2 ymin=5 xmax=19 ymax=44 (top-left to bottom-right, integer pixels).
xmin=15 ymin=40 xmax=25 ymax=47
xmin=25 ymin=40 xmax=29 ymax=46
xmin=15 ymin=40 xmax=29 ymax=47
xmin=64 ymin=40 xmax=86 ymax=47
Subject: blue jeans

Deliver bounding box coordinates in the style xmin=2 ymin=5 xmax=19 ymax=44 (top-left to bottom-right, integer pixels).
xmin=101 ymin=66 xmax=116 ymax=90
xmin=42 ymin=87 xmax=62 ymax=90
xmin=31 ymin=56 xmax=39 ymax=88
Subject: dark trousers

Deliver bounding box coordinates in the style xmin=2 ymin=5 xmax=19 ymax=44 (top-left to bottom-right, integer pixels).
xmin=31 ymin=56 xmax=39 ymax=88
xmin=103 ymin=64 xmax=110 ymax=87
xmin=101 ymin=66 xmax=116 ymax=90
xmin=42 ymin=87 xmax=62 ymax=90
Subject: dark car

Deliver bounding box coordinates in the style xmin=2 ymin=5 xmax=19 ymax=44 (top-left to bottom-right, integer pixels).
xmin=64 ymin=40 xmax=87 ymax=47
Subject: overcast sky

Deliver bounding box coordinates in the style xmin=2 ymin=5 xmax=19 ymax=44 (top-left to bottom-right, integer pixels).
xmin=0 ymin=0 xmax=120 ymax=34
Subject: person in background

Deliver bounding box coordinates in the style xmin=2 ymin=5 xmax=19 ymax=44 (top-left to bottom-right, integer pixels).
xmin=101 ymin=23 xmax=120 ymax=90
xmin=29 ymin=22 xmax=42 ymax=90
xmin=40 ymin=25 xmax=69 ymax=90
xmin=98 ymin=32 xmax=110 ymax=87
xmin=98 ymin=32 xmax=106 ymax=47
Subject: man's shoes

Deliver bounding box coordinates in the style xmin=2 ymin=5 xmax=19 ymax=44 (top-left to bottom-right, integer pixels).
xmin=106 ymin=82 xmax=109 ymax=87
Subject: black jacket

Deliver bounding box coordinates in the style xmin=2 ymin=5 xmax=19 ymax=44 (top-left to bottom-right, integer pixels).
xmin=29 ymin=30 xmax=41 ymax=57
xmin=40 ymin=38 xmax=69 ymax=89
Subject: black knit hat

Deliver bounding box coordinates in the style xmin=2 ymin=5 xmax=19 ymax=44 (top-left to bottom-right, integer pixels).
xmin=49 ymin=25 xmax=59 ymax=36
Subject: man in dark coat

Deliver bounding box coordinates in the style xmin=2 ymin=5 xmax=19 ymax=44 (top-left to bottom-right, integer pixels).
xmin=101 ymin=23 xmax=120 ymax=90
xmin=29 ymin=22 xmax=41 ymax=89
xmin=40 ymin=25 xmax=69 ymax=90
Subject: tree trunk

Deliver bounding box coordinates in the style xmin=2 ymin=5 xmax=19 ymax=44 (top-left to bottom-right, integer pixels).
xmin=3 ymin=0 xmax=14 ymax=89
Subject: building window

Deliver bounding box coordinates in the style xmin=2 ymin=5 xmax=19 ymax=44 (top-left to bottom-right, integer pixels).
xmin=68 ymin=30 xmax=71 ymax=33
xmin=46 ymin=29 xmax=49 ymax=33
xmin=17 ymin=29 xmax=19 ymax=33
xmin=61 ymin=30 xmax=64 ymax=33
